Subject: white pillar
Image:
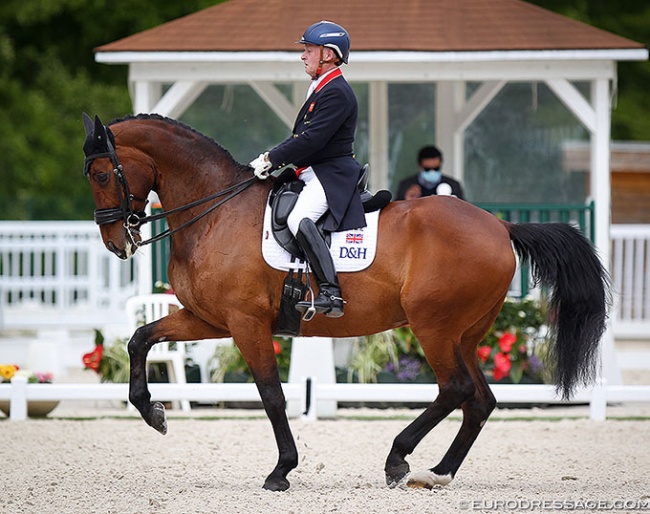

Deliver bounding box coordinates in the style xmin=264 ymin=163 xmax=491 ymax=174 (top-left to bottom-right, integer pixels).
xmin=287 ymin=336 xmax=337 ymax=418
xmin=129 ymin=77 xmax=163 ymax=295
xmin=10 ymin=375 xmax=28 ymax=421
xmin=368 ymin=81 xmax=389 ymax=191
xmin=591 ymin=77 xmax=621 ymax=386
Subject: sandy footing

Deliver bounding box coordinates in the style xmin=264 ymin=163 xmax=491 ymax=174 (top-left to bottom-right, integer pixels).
xmin=1 ymin=405 xmax=649 ymax=513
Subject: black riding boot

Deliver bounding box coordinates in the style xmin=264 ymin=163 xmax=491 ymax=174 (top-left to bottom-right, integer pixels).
xmin=294 ymin=218 xmax=345 ymax=319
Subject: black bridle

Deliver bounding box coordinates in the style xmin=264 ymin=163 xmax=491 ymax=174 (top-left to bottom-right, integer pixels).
xmin=83 ymin=140 xmax=257 ymax=247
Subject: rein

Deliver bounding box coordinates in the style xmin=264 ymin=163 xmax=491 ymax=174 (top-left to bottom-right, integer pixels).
xmin=84 ymin=145 xmax=257 ymax=247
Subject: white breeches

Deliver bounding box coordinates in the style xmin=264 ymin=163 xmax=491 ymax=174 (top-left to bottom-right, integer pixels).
xmin=287 ymin=167 xmax=329 ymax=236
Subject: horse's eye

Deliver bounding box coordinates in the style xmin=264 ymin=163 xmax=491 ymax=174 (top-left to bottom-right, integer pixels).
xmin=95 ymin=172 xmax=110 ymax=185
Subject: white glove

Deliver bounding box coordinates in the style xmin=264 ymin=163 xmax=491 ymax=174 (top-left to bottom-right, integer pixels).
xmin=249 ymin=152 xmax=272 ymax=179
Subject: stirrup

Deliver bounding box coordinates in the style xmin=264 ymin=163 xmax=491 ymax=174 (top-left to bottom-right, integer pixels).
xmin=296 ymin=281 xmax=318 ymax=321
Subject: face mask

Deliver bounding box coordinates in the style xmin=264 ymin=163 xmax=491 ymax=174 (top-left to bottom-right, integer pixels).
xmin=419 ymin=169 xmax=441 ymax=186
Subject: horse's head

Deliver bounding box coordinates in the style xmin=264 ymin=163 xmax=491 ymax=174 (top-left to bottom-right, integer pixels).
xmin=82 ymin=113 xmax=154 ymax=259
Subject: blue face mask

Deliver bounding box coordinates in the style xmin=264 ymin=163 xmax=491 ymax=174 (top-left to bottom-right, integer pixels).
xmin=419 ymin=169 xmax=441 ymax=186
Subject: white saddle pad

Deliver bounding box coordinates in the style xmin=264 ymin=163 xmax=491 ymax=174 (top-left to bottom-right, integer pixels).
xmin=262 ymin=206 xmax=379 ymax=272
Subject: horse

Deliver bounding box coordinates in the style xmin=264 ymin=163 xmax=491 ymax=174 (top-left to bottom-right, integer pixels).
xmin=82 ymin=112 xmax=609 ymax=492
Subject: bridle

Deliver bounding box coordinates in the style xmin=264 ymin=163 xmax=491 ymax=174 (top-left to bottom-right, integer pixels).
xmin=83 ymin=138 xmax=257 ymax=247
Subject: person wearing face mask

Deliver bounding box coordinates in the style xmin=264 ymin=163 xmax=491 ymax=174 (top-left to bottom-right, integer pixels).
xmin=395 ymin=145 xmax=465 ymax=201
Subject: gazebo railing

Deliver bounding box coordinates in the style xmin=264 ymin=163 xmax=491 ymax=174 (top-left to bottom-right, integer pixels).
xmin=474 ymin=201 xmax=595 ymax=297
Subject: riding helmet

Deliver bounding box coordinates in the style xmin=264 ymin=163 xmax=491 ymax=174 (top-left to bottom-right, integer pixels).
xmin=298 ymin=21 xmax=350 ymax=64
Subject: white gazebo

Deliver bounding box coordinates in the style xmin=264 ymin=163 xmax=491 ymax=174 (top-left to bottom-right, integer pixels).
xmin=94 ymin=0 xmax=647 ymax=386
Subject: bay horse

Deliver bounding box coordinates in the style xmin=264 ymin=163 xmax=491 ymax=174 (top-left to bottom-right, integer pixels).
xmin=82 ymin=113 xmax=609 ymax=492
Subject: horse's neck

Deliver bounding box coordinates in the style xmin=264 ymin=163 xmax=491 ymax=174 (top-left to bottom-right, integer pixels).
xmin=153 ymin=154 xmax=266 ymax=232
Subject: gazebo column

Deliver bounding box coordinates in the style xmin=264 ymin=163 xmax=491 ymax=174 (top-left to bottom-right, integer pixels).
xmin=436 ymin=81 xmax=466 ymax=182
xmin=368 ymin=81 xmax=389 ymax=191
xmin=591 ymin=77 xmax=621 ymax=387
xmin=436 ymin=80 xmax=506 ymax=186
xmin=545 ymin=76 xmax=621 ymax=387
xmin=130 ymin=78 xmax=163 ymax=295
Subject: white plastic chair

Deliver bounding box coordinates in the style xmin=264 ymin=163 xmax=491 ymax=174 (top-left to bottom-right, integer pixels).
xmin=125 ymin=293 xmax=191 ymax=411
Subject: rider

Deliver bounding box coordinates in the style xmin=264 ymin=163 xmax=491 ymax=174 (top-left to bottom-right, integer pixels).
xmin=250 ymin=21 xmax=365 ymax=319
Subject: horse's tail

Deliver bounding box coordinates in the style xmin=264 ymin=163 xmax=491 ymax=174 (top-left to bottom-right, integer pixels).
xmin=505 ymin=222 xmax=611 ymax=400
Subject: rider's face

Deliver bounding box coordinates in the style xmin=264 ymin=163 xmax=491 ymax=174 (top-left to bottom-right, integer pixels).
xmin=301 ymin=44 xmax=321 ymax=78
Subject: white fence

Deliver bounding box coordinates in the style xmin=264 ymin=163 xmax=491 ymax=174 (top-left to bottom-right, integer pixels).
xmin=611 ymin=224 xmax=650 ymax=339
xmin=2 ymin=376 xmax=650 ymax=422
xmin=0 ymin=221 xmax=138 ymax=330
xmin=0 ymin=221 xmax=649 ymax=422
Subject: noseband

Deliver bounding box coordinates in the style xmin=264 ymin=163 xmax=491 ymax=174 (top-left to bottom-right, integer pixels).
xmin=83 ymin=141 xmax=256 ymax=247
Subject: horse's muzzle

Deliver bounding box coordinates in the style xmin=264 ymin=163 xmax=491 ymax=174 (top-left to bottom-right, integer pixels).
xmin=107 ymin=240 xmax=130 ymax=260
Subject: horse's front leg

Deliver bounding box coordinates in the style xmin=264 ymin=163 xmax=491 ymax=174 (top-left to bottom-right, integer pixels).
xmin=233 ymin=324 xmax=298 ymax=491
xmin=128 ymin=309 xmax=229 ymax=434
xmin=127 ymin=322 xmax=168 ymax=434
xmin=253 ymin=374 xmax=298 ymax=491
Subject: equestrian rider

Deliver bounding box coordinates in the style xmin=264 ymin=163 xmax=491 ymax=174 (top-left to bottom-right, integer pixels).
xmin=250 ymin=21 xmax=366 ymax=319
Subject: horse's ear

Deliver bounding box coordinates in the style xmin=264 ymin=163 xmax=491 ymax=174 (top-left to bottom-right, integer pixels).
xmin=82 ymin=112 xmax=94 ymax=137
xmin=93 ymin=115 xmax=107 ymax=143
xmin=83 ymin=113 xmax=110 ymax=158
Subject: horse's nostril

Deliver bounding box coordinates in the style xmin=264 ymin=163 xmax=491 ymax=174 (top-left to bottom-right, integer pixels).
xmin=107 ymin=241 xmax=126 ymax=260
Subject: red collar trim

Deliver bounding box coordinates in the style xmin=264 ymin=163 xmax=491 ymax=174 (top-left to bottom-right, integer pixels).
xmin=315 ymin=68 xmax=343 ymax=93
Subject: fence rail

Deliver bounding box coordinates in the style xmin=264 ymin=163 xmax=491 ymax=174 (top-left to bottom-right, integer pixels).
xmin=0 ymin=221 xmax=138 ymax=329
xmin=2 ymin=377 xmax=649 ymax=422
xmin=611 ymin=224 xmax=650 ymax=338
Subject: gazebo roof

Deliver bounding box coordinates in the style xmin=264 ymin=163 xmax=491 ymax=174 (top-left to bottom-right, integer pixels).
xmin=96 ymin=0 xmax=644 ymax=54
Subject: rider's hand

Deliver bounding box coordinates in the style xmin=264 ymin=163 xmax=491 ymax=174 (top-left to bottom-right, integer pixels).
xmin=249 ymin=152 xmax=272 ymax=179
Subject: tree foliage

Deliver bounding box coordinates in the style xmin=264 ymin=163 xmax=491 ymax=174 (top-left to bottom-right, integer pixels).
xmin=1 ymin=0 xmax=648 ymax=219
xmin=0 ymin=0 xmax=217 ymax=220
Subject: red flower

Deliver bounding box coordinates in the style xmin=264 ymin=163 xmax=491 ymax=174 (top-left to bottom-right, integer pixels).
xmin=82 ymin=345 xmax=104 ymax=373
xmin=477 ymin=346 xmax=491 ymax=363
xmin=498 ymin=332 xmax=517 ymax=353
xmin=272 ymin=339 xmax=282 ymax=355
xmin=493 ymin=352 xmax=512 ymax=381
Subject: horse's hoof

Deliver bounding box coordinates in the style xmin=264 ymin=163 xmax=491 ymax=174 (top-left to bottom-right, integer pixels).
xmin=262 ymin=476 xmax=290 ymax=492
xmin=149 ymin=402 xmax=168 ymax=435
xmin=385 ymin=462 xmax=410 ymax=487
xmin=406 ymin=470 xmax=453 ymax=489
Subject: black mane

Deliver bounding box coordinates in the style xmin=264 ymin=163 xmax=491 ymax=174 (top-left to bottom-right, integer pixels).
xmin=108 ymin=113 xmax=251 ymax=174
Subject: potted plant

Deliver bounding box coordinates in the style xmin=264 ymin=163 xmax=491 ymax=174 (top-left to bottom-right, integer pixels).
xmin=0 ymin=364 xmax=58 ymax=417
xmin=82 ymin=329 xmax=130 ymax=383
xmin=209 ymin=337 xmax=292 ymax=383
xmin=338 ymin=296 xmax=547 ymax=386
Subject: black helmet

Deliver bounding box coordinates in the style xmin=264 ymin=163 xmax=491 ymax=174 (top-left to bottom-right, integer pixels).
xmin=298 ymin=21 xmax=350 ymax=64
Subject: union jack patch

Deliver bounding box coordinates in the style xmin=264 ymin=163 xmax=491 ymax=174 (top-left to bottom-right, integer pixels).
xmin=346 ymin=232 xmax=364 ymax=244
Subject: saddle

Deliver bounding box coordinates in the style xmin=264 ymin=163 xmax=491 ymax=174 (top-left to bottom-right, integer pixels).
xmin=268 ymin=164 xmax=392 ymax=260
xmin=269 ymin=164 xmax=391 ymax=337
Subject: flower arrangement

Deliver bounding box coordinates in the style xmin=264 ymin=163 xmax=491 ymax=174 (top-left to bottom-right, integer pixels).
xmin=209 ymin=337 xmax=292 ymax=383
xmin=0 ymin=364 xmax=53 ymax=384
xmin=82 ymin=329 xmax=130 ymax=383
xmin=345 ymin=297 xmax=547 ymax=384
xmin=476 ymin=297 xmax=547 ymax=383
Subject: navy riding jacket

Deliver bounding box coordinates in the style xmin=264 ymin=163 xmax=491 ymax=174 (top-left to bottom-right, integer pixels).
xmin=268 ymin=73 xmax=366 ymax=232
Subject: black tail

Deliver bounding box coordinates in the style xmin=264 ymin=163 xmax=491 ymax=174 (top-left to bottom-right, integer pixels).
xmin=507 ymin=222 xmax=611 ymax=400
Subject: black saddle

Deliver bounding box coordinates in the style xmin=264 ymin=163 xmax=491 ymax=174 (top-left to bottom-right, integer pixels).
xmin=269 ymin=164 xmax=392 ymax=260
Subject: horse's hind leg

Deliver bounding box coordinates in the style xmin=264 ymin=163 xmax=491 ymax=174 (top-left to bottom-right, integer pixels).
xmin=384 ymin=340 xmax=475 ymax=487
xmin=407 ymin=359 xmax=496 ymax=489
xmin=401 ymin=306 xmax=502 ymax=489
